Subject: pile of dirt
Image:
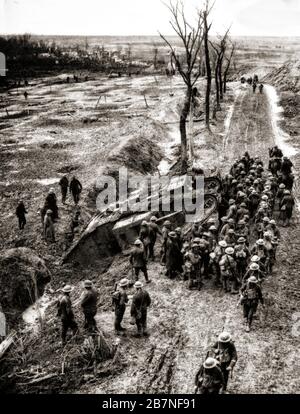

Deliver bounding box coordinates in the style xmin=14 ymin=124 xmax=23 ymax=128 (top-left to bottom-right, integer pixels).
xmin=0 ymin=248 xmax=51 ymax=328
xmin=264 ymin=60 xmax=300 ymax=93
xmin=108 ymin=134 xmax=163 ymax=175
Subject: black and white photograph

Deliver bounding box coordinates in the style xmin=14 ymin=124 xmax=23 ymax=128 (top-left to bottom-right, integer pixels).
xmin=0 ymin=0 xmax=299 ymax=398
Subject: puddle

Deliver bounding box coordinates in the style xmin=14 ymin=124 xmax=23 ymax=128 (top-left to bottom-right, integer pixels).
xmin=265 ymin=84 xmax=297 ymax=157
xmin=35 ymin=178 xmax=60 ymax=185
xmin=22 ymin=293 xmax=53 ymax=333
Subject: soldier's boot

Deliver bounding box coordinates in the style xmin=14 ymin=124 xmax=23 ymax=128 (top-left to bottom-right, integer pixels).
xmin=230 ymin=279 xmax=239 ymax=295
xmin=223 ymin=278 xmax=229 ymax=293
xmin=245 ymin=321 xmax=251 ymax=333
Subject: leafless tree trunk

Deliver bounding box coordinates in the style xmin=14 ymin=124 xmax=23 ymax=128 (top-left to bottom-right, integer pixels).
xmin=203 ymin=5 xmax=212 ymax=130
xmin=223 ymin=44 xmax=235 ymax=94
xmin=160 ymin=2 xmax=204 ymax=173
xmin=153 ymin=45 xmax=158 ymax=70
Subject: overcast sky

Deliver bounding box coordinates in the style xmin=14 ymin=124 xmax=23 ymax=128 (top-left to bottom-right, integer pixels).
xmin=1 ymin=0 xmax=300 ymax=37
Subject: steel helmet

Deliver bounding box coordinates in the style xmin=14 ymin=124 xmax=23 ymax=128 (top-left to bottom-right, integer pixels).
xmin=203 ymin=357 xmax=218 ymax=369
xmin=119 ymin=278 xmax=129 ymax=287
xmin=62 ymin=285 xmax=72 ymax=293
xmin=225 ymin=247 xmax=234 ymax=255
xmin=218 ymin=332 xmax=232 ymax=343
xmin=169 ymin=231 xmax=177 ymax=238
xmin=83 ymin=280 xmax=93 ymax=288
xmin=250 ymin=263 xmax=259 ymax=271
xmin=248 ymin=276 xmax=258 ymax=284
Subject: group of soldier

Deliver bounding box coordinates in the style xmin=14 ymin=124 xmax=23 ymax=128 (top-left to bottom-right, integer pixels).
xmin=115 ymin=146 xmax=294 ymax=394
xmin=17 ymin=141 xmax=294 ymax=393
xmin=15 ymin=175 xmax=83 ymax=244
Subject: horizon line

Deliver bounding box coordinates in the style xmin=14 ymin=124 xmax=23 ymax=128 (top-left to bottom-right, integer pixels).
xmin=1 ymin=33 xmax=300 ymax=39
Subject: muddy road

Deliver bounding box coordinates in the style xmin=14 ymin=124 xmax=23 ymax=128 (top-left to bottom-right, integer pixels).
xmin=84 ymin=84 xmax=300 ymax=395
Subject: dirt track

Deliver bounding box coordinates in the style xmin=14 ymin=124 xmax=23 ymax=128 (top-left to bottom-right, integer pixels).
xmin=84 ymin=84 xmax=300 ymax=395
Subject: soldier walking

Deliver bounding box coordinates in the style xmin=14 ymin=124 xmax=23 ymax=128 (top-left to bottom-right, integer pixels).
xmin=16 ymin=200 xmax=28 ymax=230
xmin=240 ymin=276 xmax=264 ymax=332
xmin=59 ymin=176 xmax=69 ymax=204
xmin=195 ymin=357 xmax=225 ymax=394
xmin=211 ymin=332 xmax=237 ymax=392
xmin=70 ymin=176 xmax=83 ymax=205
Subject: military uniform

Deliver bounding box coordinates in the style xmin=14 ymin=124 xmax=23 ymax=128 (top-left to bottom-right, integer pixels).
xmin=112 ymin=287 xmax=128 ymax=333
xmin=57 ymin=294 xmax=78 ymax=344
xmin=211 ymin=341 xmax=237 ymax=390
xmin=195 ymin=364 xmax=225 ymax=394
xmin=81 ymin=287 xmax=99 ymax=332
xmin=241 ymin=282 xmax=264 ymax=329
xmin=130 ymin=289 xmax=151 ymax=336
xmin=130 ymin=245 xmax=149 ymax=282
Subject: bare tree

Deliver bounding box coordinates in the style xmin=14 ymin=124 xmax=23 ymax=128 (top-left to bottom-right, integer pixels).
xmin=153 ymin=44 xmax=158 ymax=70
xmin=159 ymin=1 xmax=204 ymax=173
xmin=223 ymin=43 xmax=235 ymax=94
xmin=202 ymin=1 xmax=213 ymax=130
xmin=210 ymin=28 xmax=230 ymax=108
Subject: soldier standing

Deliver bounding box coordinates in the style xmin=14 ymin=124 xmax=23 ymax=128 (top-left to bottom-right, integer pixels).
xmin=139 ymin=221 xmax=151 ymax=258
xmin=148 ymin=216 xmax=162 ymax=260
xmin=160 ymin=220 xmax=171 ymax=264
xmin=211 ymin=332 xmax=238 ymax=392
xmin=130 ymin=239 xmax=151 ymax=283
xmin=195 ymin=357 xmax=225 ymax=394
xmin=112 ymin=278 xmax=129 ymax=335
xmin=44 ymin=209 xmax=55 ymax=243
xmin=130 ymin=281 xmax=151 ymax=337
xmin=80 ymin=280 xmax=99 ymax=333
xmin=57 ymin=285 xmax=78 ymax=345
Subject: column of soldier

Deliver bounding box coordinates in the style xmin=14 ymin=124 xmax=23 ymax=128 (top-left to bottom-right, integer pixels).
xmin=119 ymin=147 xmax=294 ymax=394
xmin=55 ymin=147 xmax=294 ymax=393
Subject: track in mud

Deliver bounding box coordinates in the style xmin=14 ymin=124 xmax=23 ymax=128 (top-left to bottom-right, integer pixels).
xmin=86 ymin=84 xmax=300 ymax=395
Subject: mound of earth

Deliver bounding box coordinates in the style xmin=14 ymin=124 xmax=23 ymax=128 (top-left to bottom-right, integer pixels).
xmin=0 ymin=248 xmax=51 ymax=328
xmin=264 ymin=60 xmax=300 ymax=93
